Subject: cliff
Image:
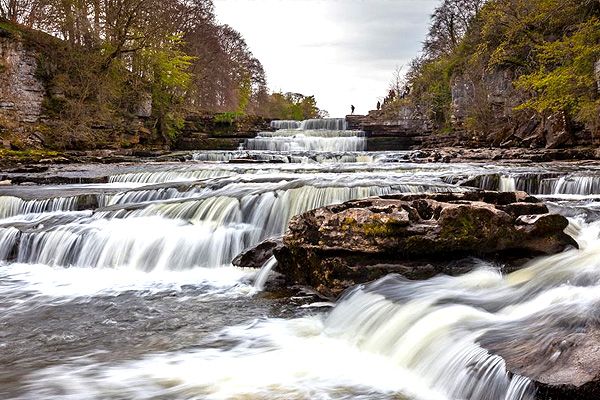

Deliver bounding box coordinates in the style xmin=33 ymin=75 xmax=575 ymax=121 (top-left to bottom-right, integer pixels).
xmin=373 ymin=0 xmax=600 ymax=151
xmin=0 ymin=19 xmax=272 ymax=154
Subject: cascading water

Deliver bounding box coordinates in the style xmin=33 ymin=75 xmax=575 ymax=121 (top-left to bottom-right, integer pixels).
xmin=247 ymin=118 xmax=366 ymax=152
xmin=2 ymin=128 xmax=600 ymax=399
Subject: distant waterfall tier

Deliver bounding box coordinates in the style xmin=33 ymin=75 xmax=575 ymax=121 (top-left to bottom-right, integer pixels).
xmin=460 ymin=172 xmax=600 ymax=196
xmin=299 ymin=118 xmax=347 ymax=131
xmin=270 ymin=120 xmax=301 ymax=130
xmin=270 ymin=118 xmax=347 ymax=131
xmin=257 ymin=130 xmax=362 ymax=138
xmin=245 ymin=130 xmax=366 ymax=152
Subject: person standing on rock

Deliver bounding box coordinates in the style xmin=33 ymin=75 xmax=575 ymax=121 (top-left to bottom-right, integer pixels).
xmin=351 ymin=105 xmax=355 ymax=115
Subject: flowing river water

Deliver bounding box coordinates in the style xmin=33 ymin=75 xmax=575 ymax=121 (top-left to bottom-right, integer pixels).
xmin=1 ymin=118 xmax=600 ymax=399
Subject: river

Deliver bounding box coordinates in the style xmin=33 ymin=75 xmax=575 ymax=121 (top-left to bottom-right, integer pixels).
xmin=0 ymin=118 xmax=598 ymax=399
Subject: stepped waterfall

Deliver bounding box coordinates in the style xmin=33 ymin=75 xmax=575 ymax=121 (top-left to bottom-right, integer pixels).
xmin=1 ymin=119 xmax=599 ymax=400
xmin=246 ymin=118 xmax=366 ymax=152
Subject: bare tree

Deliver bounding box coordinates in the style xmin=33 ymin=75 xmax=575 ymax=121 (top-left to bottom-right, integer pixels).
xmin=424 ymin=0 xmax=485 ymax=58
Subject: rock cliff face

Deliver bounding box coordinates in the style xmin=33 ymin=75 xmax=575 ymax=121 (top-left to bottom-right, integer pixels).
xmin=451 ymin=69 xmax=519 ymax=129
xmin=174 ymin=114 xmax=272 ymax=151
xmin=0 ymin=32 xmax=44 ymax=123
xmin=0 ymin=28 xmax=45 ymax=148
xmin=345 ymin=106 xmax=433 ymax=151
xmin=274 ymin=191 xmax=576 ymax=297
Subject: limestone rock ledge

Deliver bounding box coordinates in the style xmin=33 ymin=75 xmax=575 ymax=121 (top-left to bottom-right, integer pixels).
xmin=273 ymin=191 xmax=577 ymax=297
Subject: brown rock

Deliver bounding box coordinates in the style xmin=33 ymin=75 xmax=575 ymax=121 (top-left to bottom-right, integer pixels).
xmin=274 ymin=191 xmax=576 ymax=297
xmin=232 ymin=238 xmax=282 ymax=269
xmin=479 ymin=315 xmax=600 ymax=399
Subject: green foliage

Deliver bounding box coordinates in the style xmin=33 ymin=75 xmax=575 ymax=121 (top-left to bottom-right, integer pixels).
xmin=266 ymin=92 xmax=322 ymax=120
xmin=409 ymin=57 xmax=455 ymax=126
xmin=236 ymin=75 xmax=252 ymax=115
xmin=141 ymin=34 xmax=194 ymax=140
xmin=515 ymin=18 xmax=600 ymax=127
xmin=213 ymin=112 xmax=243 ymax=124
xmin=404 ymin=0 xmax=600 ymax=136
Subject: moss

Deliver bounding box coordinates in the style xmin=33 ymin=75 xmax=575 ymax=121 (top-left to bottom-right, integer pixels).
xmin=340 ymin=216 xmax=406 ymax=237
xmin=0 ymin=20 xmax=21 ymax=37
xmin=0 ymin=149 xmax=62 ymax=161
xmin=362 ymin=221 xmax=404 ymax=236
xmin=213 ymin=112 xmax=242 ymax=124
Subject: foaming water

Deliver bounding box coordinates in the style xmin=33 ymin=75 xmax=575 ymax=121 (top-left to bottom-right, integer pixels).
xmin=21 ymin=220 xmax=600 ymax=400
xmin=247 ymin=118 xmax=364 ymax=152
xmin=0 ymin=195 xmax=81 ymax=218
xmin=3 ymin=141 xmax=600 ymax=399
xmin=0 ymin=262 xmax=254 ymax=309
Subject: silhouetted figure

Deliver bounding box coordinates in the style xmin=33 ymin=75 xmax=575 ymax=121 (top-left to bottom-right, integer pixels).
xmin=401 ymin=85 xmax=411 ymax=99
xmin=377 ymin=101 xmax=381 ymax=110
xmin=351 ymin=105 xmax=355 ymax=115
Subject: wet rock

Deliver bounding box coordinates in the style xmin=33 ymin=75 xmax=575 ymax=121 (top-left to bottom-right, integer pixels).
xmin=274 ymin=191 xmax=577 ymax=297
xmin=232 ymin=238 xmax=283 ymax=269
xmin=479 ymin=313 xmax=600 ymax=399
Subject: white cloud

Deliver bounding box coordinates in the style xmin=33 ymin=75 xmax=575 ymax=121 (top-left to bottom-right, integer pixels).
xmin=214 ymin=0 xmax=438 ymax=117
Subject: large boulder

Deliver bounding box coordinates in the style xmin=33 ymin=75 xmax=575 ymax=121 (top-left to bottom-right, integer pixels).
xmin=274 ymin=191 xmax=577 ymax=297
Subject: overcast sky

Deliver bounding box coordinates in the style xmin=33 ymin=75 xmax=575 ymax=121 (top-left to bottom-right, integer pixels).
xmin=214 ymin=0 xmax=439 ymax=117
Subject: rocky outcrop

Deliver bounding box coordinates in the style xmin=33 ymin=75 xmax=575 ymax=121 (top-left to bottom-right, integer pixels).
xmin=232 ymin=238 xmax=282 ymax=270
xmin=274 ymin=191 xmax=576 ymax=297
xmin=0 ymin=24 xmax=45 ymax=148
xmin=175 ymin=114 xmax=272 ymax=150
xmin=0 ymin=27 xmax=44 ymax=125
xmin=345 ymin=107 xmax=433 ymax=151
xmin=479 ymin=314 xmax=600 ymax=399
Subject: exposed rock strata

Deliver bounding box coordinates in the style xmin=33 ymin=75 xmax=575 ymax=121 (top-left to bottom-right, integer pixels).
xmin=274 ymin=191 xmax=576 ymax=297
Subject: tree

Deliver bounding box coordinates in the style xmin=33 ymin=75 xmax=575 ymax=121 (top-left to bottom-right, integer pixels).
xmin=424 ymin=0 xmax=485 ymax=59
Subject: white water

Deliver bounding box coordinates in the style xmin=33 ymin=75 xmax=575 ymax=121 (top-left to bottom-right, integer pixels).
xmin=3 ymin=121 xmax=600 ymax=399
xmin=19 ymin=220 xmax=600 ymax=400
xmin=247 ymin=118 xmax=364 ymax=152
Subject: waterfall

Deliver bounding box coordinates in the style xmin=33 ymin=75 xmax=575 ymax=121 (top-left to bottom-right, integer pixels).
xmin=245 ymin=134 xmax=366 ymax=152
xmin=270 ymin=120 xmax=301 ymax=130
xmin=0 ymin=227 xmax=19 ymax=259
xmin=299 ymin=118 xmax=347 ymax=131
xmin=246 ymin=117 xmax=364 ymax=152
xmin=254 ymin=255 xmax=277 ymax=290
xmin=109 ymin=168 xmax=233 ymax=184
xmin=0 ymin=195 xmax=83 ymax=218
xmin=464 ymin=172 xmax=600 ymax=196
